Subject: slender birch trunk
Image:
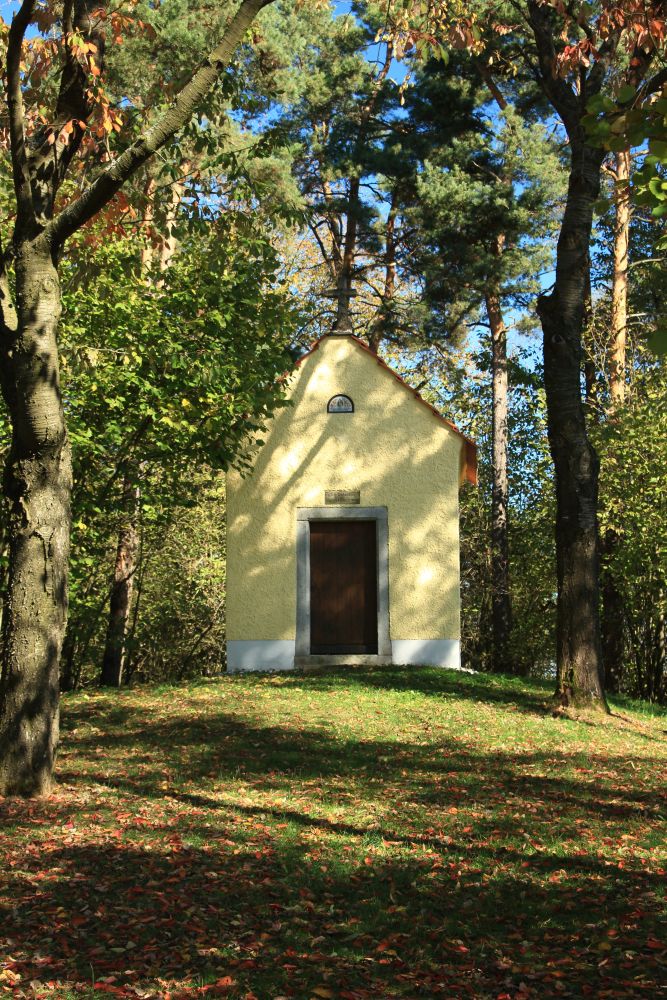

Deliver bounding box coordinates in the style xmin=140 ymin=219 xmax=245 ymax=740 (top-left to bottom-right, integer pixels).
xmin=100 ymin=478 xmax=140 ymax=687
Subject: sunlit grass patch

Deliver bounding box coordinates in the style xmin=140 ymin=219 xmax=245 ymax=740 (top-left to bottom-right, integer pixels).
xmin=1 ymin=666 xmax=666 ymax=998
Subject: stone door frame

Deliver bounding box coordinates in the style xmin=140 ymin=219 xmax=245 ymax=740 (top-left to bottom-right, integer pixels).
xmin=295 ymin=506 xmax=391 ymax=662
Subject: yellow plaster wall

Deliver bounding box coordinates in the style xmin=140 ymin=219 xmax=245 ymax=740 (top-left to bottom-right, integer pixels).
xmin=226 ymin=335 xmax=463 ymax=641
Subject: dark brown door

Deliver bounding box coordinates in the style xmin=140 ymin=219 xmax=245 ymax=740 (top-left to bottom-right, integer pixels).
xmin=310 ymin=520 xmax=378 ymax=654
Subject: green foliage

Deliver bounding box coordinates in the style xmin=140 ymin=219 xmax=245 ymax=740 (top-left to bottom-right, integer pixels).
xmin=594 ymin=353 xmax=667 ymax=700
xmin=124 ymin=477 xmax=228 ymax=683
xmin=57 ymin=215 xmax=297 ymax=686
xmin=405 ymin=63 xmax=565 ymax=340
xmin=63 ymin=225 xmax=291 ymax=483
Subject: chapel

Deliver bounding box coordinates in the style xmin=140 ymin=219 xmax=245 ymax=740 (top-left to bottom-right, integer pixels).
xmin=225 ymin=331 xmax=476 ymax=672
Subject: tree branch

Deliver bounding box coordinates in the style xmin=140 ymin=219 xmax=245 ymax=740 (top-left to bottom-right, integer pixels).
xmin=527 ymin=0 xmax=581 ymax=136
xmin=6 ymin=0 xmax=36 ymax=230
xmin=46 ymin=0 xmax=274 ymax=249
xmin=641 ymin=65 xmax=667 ymax=98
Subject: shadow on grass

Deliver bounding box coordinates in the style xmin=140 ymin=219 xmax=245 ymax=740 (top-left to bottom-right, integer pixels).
xmin=1 ymin=671 xmax=665 ymax=998
xmin=1 ymin=828 xmax=665 ymax=998
xmin=232 ymin=664 xmax=555 ymax=714
xmin=57 ymin=696 xmax=666 ymax=830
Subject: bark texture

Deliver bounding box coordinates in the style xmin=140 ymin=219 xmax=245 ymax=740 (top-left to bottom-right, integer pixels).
xmin=537 ymin=141 xmax=608 ymax=709
xmin=528 ymin=0 xmax=611 ymax=709
xmin=0 ymin=244 xmax=72 ymax=796
xmin=485 ymin=288 xmax=512 ymax=674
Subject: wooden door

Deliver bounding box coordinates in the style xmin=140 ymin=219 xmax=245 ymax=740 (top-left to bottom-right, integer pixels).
xmin=310 ymin=520 xmax=378 ymax=654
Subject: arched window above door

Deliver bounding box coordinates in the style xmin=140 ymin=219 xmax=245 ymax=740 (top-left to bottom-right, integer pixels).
xmin=327 ymin=394 xmax=354 ymax=413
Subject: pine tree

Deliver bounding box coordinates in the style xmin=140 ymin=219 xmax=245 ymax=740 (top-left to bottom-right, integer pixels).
xmin=403 ymin=60 xmax=564 ymax=674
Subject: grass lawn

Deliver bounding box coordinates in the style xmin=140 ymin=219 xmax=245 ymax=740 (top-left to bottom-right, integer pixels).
xmin=1 ymin=667 xmax=666 ymax=999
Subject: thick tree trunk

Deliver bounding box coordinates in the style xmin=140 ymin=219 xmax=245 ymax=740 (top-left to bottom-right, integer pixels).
xmin=0 ymin=243 xmax=72 ymax=796
xmin=485 ymin=288 xmax=512 ymax=674
xmin=537 ymin=142 xmax=608 ymax=710
xmin=100 ymin=478 xmax=140 ymax=687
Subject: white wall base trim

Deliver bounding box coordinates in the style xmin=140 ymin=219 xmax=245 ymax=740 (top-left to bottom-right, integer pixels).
xmin=227 ymin=639 xmax=462 ymax=672
xmin=391 ymin=639 xmax=461 ymax=669
xmin=227 ymin=640 xmax=296 ymax=672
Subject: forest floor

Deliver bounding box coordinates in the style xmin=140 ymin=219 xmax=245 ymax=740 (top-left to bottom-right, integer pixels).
xmin=1 ymin=667 xmax=666 ymax=1000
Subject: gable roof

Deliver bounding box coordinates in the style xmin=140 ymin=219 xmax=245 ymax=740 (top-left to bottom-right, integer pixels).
xmin=295 ymin=334 xmax=478 ymax=486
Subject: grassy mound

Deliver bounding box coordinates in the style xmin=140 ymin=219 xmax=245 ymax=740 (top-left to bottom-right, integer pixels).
xmin=1 ymin=667 xmax=666 ymax=998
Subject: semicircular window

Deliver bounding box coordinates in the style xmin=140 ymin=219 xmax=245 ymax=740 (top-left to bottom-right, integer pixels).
xmin=327 ymin=394 xmax=354 ymax=414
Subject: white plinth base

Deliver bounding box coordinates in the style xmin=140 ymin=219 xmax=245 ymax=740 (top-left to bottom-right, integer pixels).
xmin=227 ymin=639 xmax=462 ymax=672
xmin=391 ymin=639 xmax=461 ymax=669
xmin=227 ymin=640 xmax=296 ymax=672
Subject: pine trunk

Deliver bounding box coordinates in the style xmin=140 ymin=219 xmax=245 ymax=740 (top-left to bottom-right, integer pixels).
xmin=537 ymin=142 xmax=608 ymax=710
xmin=609 ymin=149 xmax=630 ymax=407
xmin=100 ymin=479 xmax=140 ymax=687
xmin=600 ymin=150 xmax=631 ymax=691
xmin=0 ymin=243 xmax=72 ymax=796
xmin=485 ymin=289 xmax=512 ymax=674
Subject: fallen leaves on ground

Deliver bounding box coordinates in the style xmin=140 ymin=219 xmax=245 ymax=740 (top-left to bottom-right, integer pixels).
xmin=1 ymin=667 xmax=666 ymax=998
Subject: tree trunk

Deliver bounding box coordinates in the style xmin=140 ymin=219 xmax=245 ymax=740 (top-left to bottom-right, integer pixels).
xmin=100 ymin=478 xmax=140 ymax=687
xmin=60 ymin=631 xmax=78 ymax=693
xmin=332 ymin=176 xmax=360 ymax=332
xmin=485 ymin=288 xmax=512 ymax=674
xmin=0 ymin=242 xmax=72 ymax=796
xmin=600 ymin=537 xmax=624 ymax=693
xmin=158 ymin=174 xmax=186 ymax=277
xmin=368 ymin=191 xmax=398 ymax=353
xmin=0 ymin=0 xmax=273 ymax=798
xmin=609 ymin=149 xmax=630 ymax=407
xmin=537 ymin=141 xmax=608 ymax=710
xmin=600 ymin=150 xmax=631 ymax=691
